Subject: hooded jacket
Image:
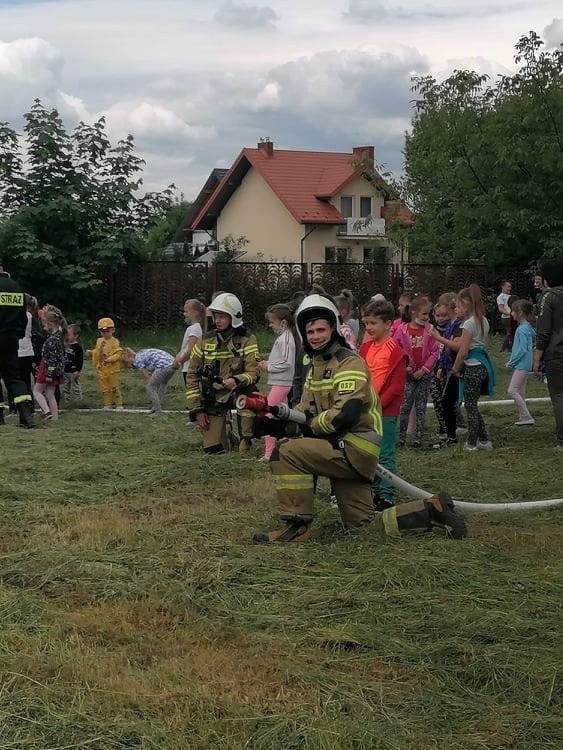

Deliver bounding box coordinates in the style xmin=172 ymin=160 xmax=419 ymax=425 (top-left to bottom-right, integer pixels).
xmin=536 ymin=286 xmax=563 ymax=362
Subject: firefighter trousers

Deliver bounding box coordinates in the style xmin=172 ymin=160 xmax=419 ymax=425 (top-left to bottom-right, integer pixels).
xmin=271 ymin=437 xmax=375 ymax=528
xmin=0 ymin=335 xmax=32 ymax=406
xmin=202 ymin=410 xmax=255 ymax=453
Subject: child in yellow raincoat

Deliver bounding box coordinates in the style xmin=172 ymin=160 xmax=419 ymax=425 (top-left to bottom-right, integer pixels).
xmin=86 ymin=317 xmax=123 ymax=409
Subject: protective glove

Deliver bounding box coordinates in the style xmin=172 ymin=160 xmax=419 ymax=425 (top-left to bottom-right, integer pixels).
xmin=253 ymin=416 xmax=288 ymax=439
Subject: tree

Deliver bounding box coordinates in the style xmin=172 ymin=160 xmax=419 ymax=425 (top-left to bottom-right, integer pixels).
xmin=0 ymin=100 xmax=174 ymax=316
xmin=404 ymin=32 xmax=563 ymax=265
xmin=143 ymin=196 xmax=192 ymax=258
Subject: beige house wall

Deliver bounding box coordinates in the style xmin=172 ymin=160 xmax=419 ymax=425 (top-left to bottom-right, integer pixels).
xmin=216 ymin=167 xmax=403 ymax=264
xmin=217 ymin=168 xmax=302 ymax=262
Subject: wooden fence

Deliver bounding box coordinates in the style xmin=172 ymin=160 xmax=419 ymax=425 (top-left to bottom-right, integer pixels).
xmin=103 ymin=261 xmax=533 ymax=329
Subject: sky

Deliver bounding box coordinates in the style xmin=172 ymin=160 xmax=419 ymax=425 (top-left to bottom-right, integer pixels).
xmin=0 ymin=0 xmax=561 ymax=199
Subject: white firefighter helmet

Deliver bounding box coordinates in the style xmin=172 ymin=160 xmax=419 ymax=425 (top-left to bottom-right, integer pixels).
xmin=295 ymin=294 xmax=341 ymax=341
xmin=208 ymin=292 xmax=244 ymax=328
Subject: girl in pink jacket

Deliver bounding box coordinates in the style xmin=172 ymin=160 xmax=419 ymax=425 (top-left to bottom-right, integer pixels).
xmin=393 ymin=296 xmax=439 ymax=448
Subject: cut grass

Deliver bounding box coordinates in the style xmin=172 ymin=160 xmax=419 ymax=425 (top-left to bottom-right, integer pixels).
xmin=0 ymin=335 xmax=561 ymax=749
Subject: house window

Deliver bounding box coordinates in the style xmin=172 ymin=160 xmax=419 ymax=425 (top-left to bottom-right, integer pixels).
xmin=363 ymin=246 xmax=388 ymax=263
xmin=359 ymin=196 xmax=372 ymax=218
xmin=340 ymin=196 xmax=353 ymax=218
xmin=325 ymin=246 xmax=352 ymax=263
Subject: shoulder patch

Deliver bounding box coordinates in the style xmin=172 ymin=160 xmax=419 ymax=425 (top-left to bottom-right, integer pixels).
xmin=337 ymin=380 xmax=356 ymax=394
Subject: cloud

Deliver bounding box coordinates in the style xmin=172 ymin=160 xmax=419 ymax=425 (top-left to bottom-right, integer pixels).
xmin=0 ymin=37 xmax=63 ymax=120
xmin=543 ymin=18 xmax=563 ymax=48
xmin=214 ymin=1 xmax=279 ymax=29
xmin=343 ymin=0 xmax=387 ymax=22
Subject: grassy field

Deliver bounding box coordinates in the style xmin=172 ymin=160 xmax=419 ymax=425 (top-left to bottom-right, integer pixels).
xmin=0 ymin=333 xmax=562 ymax=749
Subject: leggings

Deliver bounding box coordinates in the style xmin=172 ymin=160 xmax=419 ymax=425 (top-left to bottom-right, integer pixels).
xmin=263 ymin=385 xmax=292 ymax=459
xmin=33 ymin=383 xmax=59 ymax=419
xmin=463 ymin=364 xmax=488 ymax=446
xmin=507 ymin=369 xmax=532 ymax=421
xmin=399 ymin=378 xmax=430 ymax=442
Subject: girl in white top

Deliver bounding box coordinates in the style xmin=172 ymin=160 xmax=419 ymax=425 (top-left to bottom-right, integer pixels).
xmin=452 ymin=284 xmax=493 ymax=451
xmin=258 ymin=304 xmax=297 ymax=461
xmin=172 ymin=299 xmax=205 ymax=385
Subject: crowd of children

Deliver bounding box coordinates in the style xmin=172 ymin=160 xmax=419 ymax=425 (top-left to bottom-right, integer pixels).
xmin=1 ymin=279 xmax=549 ymax=481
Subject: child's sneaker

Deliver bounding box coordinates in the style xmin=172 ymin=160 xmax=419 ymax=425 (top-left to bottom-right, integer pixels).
xmin=456 ymin=426 xmax=468 ymax=435
xmin=477 ymin=440 xmax=493 ymax=451
xmin=464 ymin=443 xmax=478 ymax=452
xmin=115 ymin=406 xmax=124 ymax=411
xmin=41 ymin=411 xmax=53 ymax=421
xmin=103 ymin=406 xmax=112 ymax=411
xmin=514 ymin=418 xmax=534 ymax=426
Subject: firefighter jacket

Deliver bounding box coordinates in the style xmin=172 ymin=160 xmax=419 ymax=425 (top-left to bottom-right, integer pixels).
xmin=0 ymin=272 xmax=27 ymax=339
xmin=88 ymin=336 xmax=122 ymax=375
xmin=297 ymin=342 xmax=383 ymax=481
xmin=186 ymin=327 xmax=260 ymax=415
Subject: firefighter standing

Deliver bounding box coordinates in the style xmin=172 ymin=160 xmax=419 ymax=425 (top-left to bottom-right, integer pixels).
xmin=0 ymin=262 xmax=35 ymax=428
xmin=186 ymin=293 xmax=260 ymax=454
xmin=253 ymin=295 xmax=466 ymax=542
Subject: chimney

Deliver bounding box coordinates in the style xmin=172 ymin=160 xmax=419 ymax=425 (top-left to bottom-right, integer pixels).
xmin=257 ymin=139 xmax=274 ymax=157
xmin=352 ymin=145 xmax=374 ymax=167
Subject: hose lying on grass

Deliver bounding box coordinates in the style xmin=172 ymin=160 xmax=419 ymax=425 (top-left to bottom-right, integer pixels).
xmin=375 ymin=464 xmax=563 ymax=513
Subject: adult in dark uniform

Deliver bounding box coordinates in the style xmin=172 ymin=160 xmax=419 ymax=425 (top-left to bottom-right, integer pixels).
xmin=0 ymin=262 xmax=35 ymax=428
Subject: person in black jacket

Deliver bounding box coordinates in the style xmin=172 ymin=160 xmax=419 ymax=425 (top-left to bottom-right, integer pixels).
xmin=0 ymin=262 xmax=34 ymax=428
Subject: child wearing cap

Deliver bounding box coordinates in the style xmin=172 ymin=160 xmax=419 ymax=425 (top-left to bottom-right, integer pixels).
xmin=86 ymin=317 xmax=123 ymax=410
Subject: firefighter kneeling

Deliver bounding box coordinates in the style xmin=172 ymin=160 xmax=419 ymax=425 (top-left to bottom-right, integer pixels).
xmin=252 ymin=295 xmax=466 ymax=543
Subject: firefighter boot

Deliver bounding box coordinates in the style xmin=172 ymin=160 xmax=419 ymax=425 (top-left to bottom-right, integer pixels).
xmin=253 ymin=518 xmax=311 ymax=543
xmin=239 ymin=437 xmax=252 ymax=453
xmin=378 ymin=492 xmax=467 ymax=540
xmin=17 ymin=400 xmax=35 ymax=429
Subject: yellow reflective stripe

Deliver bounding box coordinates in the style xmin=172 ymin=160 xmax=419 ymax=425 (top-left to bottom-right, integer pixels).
xmin=381 ymin=506 xmax=400 ymax=537
xmin=191 ymin=345 xmax=203 ymax=359
xmin=317 ymin=411 xmax=331 ymax=433
xmin=344 ymin=432 xmax=380 ymax=456
xmin=13 ymin=394 xmax=31 ymax=404
xmin=306 ymin=371 xmax=368 ymax=392
xmin=185 ymin=389 xmax=200 ymax=397
xmin=273 ymin=474 xmax=314 ymax=490
xmin=333 ymin=370 xmax=367 ymax=381
xmin=242 ymin=345 xmax=259 ymax=354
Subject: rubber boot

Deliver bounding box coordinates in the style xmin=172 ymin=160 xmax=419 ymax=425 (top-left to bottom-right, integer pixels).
xmin=17 ymin=400 xmax=35 ymax=429
xmin=0 ymin=406 xmax=5 ymax=426
xmin=378 ymin=492 xmax=467 ymax=539
xmin=253 ymin=518 xmax=311 ymax=543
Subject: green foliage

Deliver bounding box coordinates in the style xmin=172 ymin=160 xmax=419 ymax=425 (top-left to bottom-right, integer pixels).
xmin=405 ymin=32 xmax=563 ymax=265
xmin=0 ymin=100 xmax=175 ymax=316
xmin=143 ymin=196 xmax=192 ymax=258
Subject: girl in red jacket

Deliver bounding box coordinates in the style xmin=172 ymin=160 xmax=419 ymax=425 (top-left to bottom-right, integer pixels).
xmin=360 ymin=299 xmax=407 ymax=511
xmin=392 ymin=296 xmax=439 ymax=448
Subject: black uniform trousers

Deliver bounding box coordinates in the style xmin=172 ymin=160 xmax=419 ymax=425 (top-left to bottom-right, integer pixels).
xmin=0 ymin=336 xmax=31 ymax=405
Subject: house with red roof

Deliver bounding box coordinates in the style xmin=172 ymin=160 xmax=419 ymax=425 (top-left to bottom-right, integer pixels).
xmin=181 ymin=141 xmax=411 ymax=264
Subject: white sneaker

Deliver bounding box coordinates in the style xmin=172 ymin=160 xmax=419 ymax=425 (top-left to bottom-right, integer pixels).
xmin=514 ymin=418 xmax=535 ymax=426
xmin=464 ymin=443 xmax=478 ymax=452
xmin=115 ymin=406 xmax=125 ymax=411
xmin=330 ymin=494 xmax=338 ymax=506
xmin=102 ymin=406 xmax=112 ymax=411
xmin=477 ymin=440 xmax=494 ymax=451
xmin=456 ymin=427 xmax=468 ymax=435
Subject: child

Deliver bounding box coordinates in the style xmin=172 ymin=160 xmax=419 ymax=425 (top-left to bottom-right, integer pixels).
xmin=172 ymin=299 xmax=205 ymax=386
xmin=258 ymin=304 xmax=297 ymax=461
xmin=121 ymin=347 xmax=176 ymax=415
xmin=393 ymin=295 xmax=439 ymax=448
xmin=86 ymin=317 xmax=123 ymax=410
xmin=390 ymin=291 xmax=415 ymax=336
xmin=429 ymin=294 xmax=467 ymax=447
xmin=507 ymin=299 xmax=536 ymax=426
xmin=451 ymin=284 xmax=495 ymax=451
xmin=62 ymin=324 xmax=84 ymax=402
xmin=360 ymin=299 xmax=407 ymax=511
xmin=334 ymin=291 xmax=357 ymax=351
xmin=428 ymin=301 xmax=450 ymax=437
xmin=33 ymin=307 xmax=67 ymax=421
